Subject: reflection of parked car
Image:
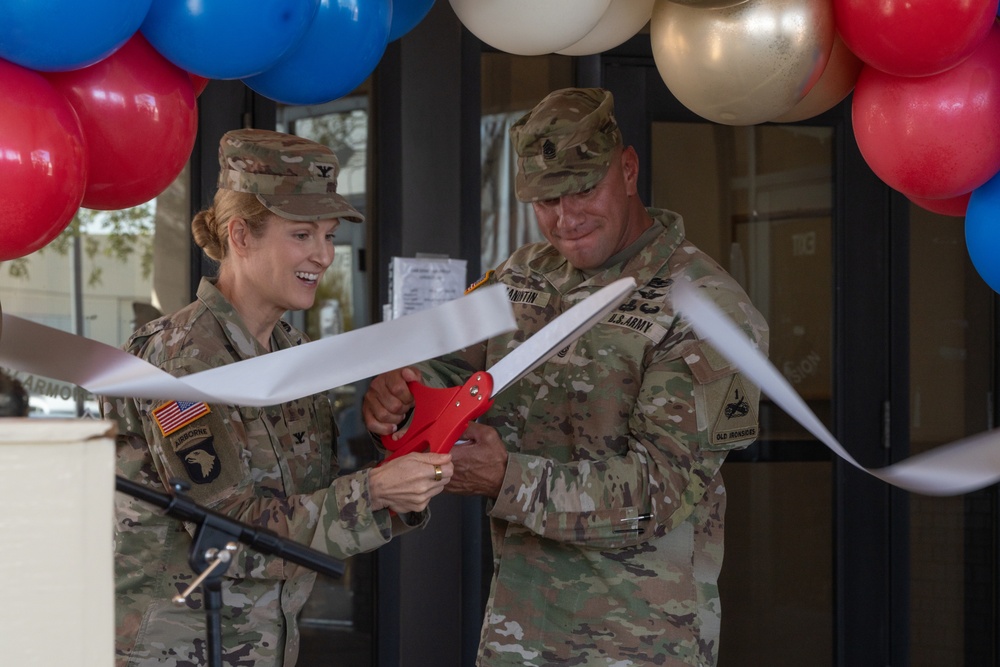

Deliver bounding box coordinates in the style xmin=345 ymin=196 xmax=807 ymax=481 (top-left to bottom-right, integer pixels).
xmin=0 ymin=370 xmax=29 ymax=417
xmin=28 ymin=395 xmax=100 ymax=418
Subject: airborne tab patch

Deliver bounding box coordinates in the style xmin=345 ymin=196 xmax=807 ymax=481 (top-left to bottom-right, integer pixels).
xmin=153 ymin=400 xmax=211 ymax=437
xmin=711 ymin=375 xmax=759 ymax=445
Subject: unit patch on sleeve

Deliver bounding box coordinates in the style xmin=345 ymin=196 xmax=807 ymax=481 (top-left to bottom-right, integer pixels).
xmin=152 ymin=400 xmax=211 ymax=437
xmin=710 ymin=375 xmax=759 ymax=445
xmin=172 ymin=427 xmax=221 ymax=484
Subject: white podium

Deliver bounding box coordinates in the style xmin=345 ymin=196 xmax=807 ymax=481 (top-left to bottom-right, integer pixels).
xmin=0 ymin=419 xmax=115 ymax=666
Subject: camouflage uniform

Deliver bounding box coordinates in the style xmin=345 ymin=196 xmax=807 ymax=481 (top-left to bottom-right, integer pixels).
xmin=105 ymin=278 xmax=423 ymax=667
xmin=421 ymin=208 xmax=768 ymax=666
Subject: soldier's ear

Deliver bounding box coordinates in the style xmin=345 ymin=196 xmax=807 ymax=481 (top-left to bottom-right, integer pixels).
xmin=227 ymin=217 xmax=250 ymax=257
xmin=620 ymin=146 xmax=639 ymax=196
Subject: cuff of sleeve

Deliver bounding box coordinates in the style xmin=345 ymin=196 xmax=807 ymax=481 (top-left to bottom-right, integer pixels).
xmin=392 ymin=509 xmax=430 ymax=534
xmin=310 ymin=470 xmax=393 ymax=559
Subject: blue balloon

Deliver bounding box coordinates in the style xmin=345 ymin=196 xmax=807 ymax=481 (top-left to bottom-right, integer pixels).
xmin=388 ymin=0 xmax=435 ymax=42
xmin=244 ymin=0 xmax=391 ymax=106
xmin=140 ymin=0 xmax=319 ymax=80
xmin=0 ymin=0 xmax=152 ymax=71
xmin=966 ymin=169 xmax=1000 ymax=293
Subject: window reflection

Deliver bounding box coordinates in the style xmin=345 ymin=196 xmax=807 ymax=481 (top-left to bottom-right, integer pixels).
xmin=653 ymin=122 xmax=835 ymax=440
xmin=0 ymin=165 xmax=189 ymax=418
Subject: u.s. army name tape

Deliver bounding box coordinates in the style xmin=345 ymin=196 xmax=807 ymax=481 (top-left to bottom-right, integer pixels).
xmin=0 ymin=284 xmax=516 ymax=408
xmin=673 ymin=280 xmax=1000 ymax=497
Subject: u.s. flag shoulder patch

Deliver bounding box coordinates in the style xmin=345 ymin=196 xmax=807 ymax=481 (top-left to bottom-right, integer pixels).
xmin=465 ymin=270 xmax=494 ymax=294
xmin=153 ymin=400 xmax=211 ymax=437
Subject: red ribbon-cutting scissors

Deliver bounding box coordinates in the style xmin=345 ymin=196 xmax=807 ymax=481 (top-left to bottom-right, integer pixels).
xmin=379 ymin=277 xmax=636 ymax=463
xmin=380 ymin=372 xmax=495 ymax=463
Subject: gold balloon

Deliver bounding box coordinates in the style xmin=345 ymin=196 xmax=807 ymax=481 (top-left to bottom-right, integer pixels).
xmin=773 ymin=33 xmax=863 ymax=123
xmin=650 ymin=0 xmax=835 ymax=125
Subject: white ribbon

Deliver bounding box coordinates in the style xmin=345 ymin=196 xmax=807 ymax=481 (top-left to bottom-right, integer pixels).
xmin=673 ymin=281 xmax=1000 ymax=497
xmin=0 ymin=284 xmax=515 ymax=408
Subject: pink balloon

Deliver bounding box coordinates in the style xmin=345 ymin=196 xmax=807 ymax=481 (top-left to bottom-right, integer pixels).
xmin=908 ymin=192 xmax=971 ymax=217
xmin=834 ymin=0 xmax=997 ymax=77
xmin=851 ymin=24 xmax=1000 ymax=200
xmin=45 ymin=34 xmax=198 ymax=211
xmin=0 ymin=59 xmax=87 ymax=261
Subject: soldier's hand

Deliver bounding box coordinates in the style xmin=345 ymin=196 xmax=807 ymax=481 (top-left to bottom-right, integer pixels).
xmin=363 ymin=367 xmax=420 ymax=436
xmin=368 ymin=451 xmax=453 ymax=514
xmin=447 ymin=422 xmax=508 ymax=499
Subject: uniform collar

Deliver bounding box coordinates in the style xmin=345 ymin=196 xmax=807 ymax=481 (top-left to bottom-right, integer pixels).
xmin=196 ymin=277 xmax=302 ymax=359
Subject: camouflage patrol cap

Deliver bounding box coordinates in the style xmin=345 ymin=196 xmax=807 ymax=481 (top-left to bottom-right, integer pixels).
xmin=218 ymin=128 xmax=364 ymax=223
xmin=509 ymin=87 xmax=623 ymax=203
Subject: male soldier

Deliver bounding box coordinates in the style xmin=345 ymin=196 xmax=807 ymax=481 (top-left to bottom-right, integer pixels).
xmin=364 ymin=88 xmax=769 ymax=666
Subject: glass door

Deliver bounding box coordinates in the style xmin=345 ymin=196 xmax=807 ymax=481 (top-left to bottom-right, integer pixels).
xmin=602 ymin=40 xmax=868 ymax=667
xmin=603 ymin=43 xmax=998 ymax=667
xmin=650 ymin=120 xmax=836 ymax=666
xmin=907 ymin=202 xmax=995 ymax=666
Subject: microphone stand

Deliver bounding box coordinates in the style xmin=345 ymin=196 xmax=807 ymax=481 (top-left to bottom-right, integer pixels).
xmin=115 ymin=476 xmax=345 ymax=667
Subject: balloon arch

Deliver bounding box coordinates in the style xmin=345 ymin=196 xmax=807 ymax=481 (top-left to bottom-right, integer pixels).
xmin=1 ymin=0 xmax=999 ymax=292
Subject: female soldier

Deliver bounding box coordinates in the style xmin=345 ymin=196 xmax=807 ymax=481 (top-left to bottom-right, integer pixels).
xmin=105 ymin=129 xmax=452 ymax=667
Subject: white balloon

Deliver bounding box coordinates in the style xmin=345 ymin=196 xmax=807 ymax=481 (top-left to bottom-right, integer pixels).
xmin=448 ymin=0 xmax=611 ymax=56
xmin=557 ymin=0 xmax=655 ymax=56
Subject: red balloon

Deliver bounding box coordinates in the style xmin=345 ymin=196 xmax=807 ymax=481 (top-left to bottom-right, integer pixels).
xmin=189 ymin=73 xmax=210 ymax=96
xmin=45 ymin=33 xmax=198 ymax=211
xmin=852 ymin=24 xmax=1000 ymax=200
xmin=908 ymin=192 xmax=971 ymax=217
xmin=0 ymin=59 xmax=87 ymax=261
xmin=834 ymin=0 xmax=997 ymax=77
